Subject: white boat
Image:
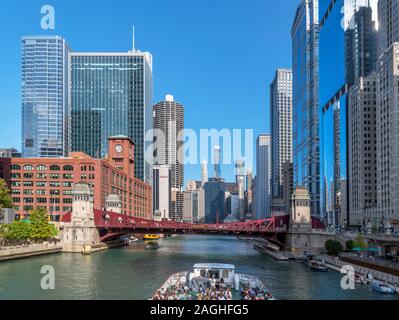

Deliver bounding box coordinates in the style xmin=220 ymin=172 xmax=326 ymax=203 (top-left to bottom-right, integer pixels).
xmin=129 ymin=236 xmax=139 ymax=243
xmin=151 ymin=263 xmax=274 ymax=300
xmin=371 ymin=281 xmax=396 ymax=294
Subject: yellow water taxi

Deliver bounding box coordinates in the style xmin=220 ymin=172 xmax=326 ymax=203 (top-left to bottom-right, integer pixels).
xmin=143 ymin=234 xmax=160 ymax=240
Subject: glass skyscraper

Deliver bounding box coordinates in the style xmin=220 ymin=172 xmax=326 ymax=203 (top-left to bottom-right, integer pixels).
xmin=21 ymin=36 xmax=71 ymax=158
xmin=292 ymin=0 xmax=320 ymax=217
xmin=71 ymin=51 xmax=153 ymax=184
xmin=319 ymin=0 xmax=377 ymax=226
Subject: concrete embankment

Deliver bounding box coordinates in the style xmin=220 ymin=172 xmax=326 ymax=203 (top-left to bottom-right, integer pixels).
xmin=322 ymin=255 xmax=399 ymax=286
xmin=0 ymin=244 xmax=62 ymax=262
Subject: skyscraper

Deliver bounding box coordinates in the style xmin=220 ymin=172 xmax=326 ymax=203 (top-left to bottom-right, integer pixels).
xmin=348 ymin=75 xmax=378 ymax=227
xmin=213 ymin=146 xmax=221 ymax=178
xmin=201 ymin=159 xmax=208 ymax=187
xmin=292 ymin=0 xmax=320 ymax=217
xmin=377 ymin=0 xmax=399 ymax=54
xmin=245 ymin=167 xmax=253 ymax=217
xmin=346 ymin=3 xmax=378 ymax=228
xmin=22 ymin=36 xmax=71 ymax=158
xmin=153 ymin=94 xmax=184 ymax=221
xmin=203 ymin=177 xmax=226 ymax=224
xmin=255 ymin=134 xmax=271 ymax=219
xmin=71 ymin=49 xmax=153 ymax=184
xmin=153 ymin=165 xmax=171 ymax=221
xmin=270 ymin=69 xmax=293 ymax=200
xmin=376 ymin=0 xmax=399 ymax=228
xmin=235 ymin=159 xmax=245 ymax=221
xmin=345 ymin=5 xmax=378 ymax=87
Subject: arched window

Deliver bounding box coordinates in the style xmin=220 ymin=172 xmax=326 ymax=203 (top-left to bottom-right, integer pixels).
xmin=63 ymin=165 xmax=74 ymax=171
xmin=23 ymin=165 xmax=34 ymax=171
xmin=11 ymin=164 xmax=21 ymax=170
xmin=36 ymin=165 xmax=47 ymax=171
xmin=81 ymin=165 xmax=87 ymax=171
xmin=50 ymin=165 xmax=60 ymax=171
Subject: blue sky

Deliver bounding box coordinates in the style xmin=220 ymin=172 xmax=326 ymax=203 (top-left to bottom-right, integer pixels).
xmin=0 ymin=0 xmax=297 ymax=184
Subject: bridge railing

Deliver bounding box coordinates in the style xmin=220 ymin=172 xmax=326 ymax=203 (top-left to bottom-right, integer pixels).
xmin=93 ymin=210 xmax=283 ymax=234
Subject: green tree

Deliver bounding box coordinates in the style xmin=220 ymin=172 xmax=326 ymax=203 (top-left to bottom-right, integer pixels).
xmin=353 ymin=235 xmax=368 ymax=249
xmin=28 ymin=208 xmax=58 ymax=241
xmin=2 ymin=220 xmax=30 ymax=240
xmin=0 ymin=178 xmax=12 ymax=220
xmin=325 ymin=239 xmax=343 ymax=256
xmin=346 ymin=240 xmax=355 ymax=251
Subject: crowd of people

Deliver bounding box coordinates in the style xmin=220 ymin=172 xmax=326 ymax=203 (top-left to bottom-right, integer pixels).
xmin=152 ymin=283 xmax=233 ymax=300
xmin=151 ymin=282 xmax=273 ymax=301
xmin=241 ymin=285 xmax=273 ymax=300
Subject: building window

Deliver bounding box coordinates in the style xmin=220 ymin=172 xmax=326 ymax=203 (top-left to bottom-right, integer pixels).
xmin=23 ymin=165 xmax=34 ymax=171
xmin=63 ymin=165 xmax=74 ymax=171
xmin=36 ymin=165 xmax=47 ymax=171
xmin=50 ymin=165 xmax=60 ymax=171
xmin=11 ymin=164 xmax=21 ymax=170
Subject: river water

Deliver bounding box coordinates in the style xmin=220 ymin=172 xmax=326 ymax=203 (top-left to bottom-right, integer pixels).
xmin=0 ymin=235 xmax=397 ymax=300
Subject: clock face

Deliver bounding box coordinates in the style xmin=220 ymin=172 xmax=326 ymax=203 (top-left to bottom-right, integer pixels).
xmin=115 ymin=144 xmax=123 ymax=153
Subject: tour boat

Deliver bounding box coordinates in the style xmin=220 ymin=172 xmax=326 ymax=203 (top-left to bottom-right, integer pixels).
xmin=371 ymin=281 xmax=396 ymax=294
xmin=143 ymin=234 xmax=160 ymax=240
xmin=151 ymin=263 xmax=274 ymax=301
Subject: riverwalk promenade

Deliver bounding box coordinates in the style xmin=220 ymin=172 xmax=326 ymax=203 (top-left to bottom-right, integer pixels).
xmin=322 ymin=254 xmax=399 ymax=286
xmin=0 ymin=243 xmax=62 ymax=262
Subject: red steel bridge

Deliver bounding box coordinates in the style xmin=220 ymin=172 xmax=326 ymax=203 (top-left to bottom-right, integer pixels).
xmin=62 ymin=209 xmax=325 ymax=244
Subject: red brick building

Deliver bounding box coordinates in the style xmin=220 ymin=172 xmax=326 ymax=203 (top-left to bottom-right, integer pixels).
xmin=0 ymin=136 xmax=152 ymax=220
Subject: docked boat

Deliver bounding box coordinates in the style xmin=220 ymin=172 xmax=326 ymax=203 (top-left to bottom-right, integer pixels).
xmin=351 ymin=273 xmax=367 ymax=285
xmin=143 ymin=234 xmax=160 ymax=240
xmin=308 ymin=259 xmax=329 ymax=272
xmin=301 ymin=254 xmax=328 ymax=272
xmin=129 ymin=236 xmax=139 ymax=243
xmin=151 ymin=263 xmax=274 ymax=301
xmin=371 ymin=281 xmax=396 ymax=294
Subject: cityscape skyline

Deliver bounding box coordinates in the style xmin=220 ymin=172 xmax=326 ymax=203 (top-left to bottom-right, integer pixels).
xmin=0 ymin=0 xmax=297 ymax=184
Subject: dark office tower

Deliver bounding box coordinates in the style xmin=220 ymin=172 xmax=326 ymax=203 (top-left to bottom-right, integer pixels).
xmin=203 ymin=177 xmax=226 ymax=224
xmin=153 ymin=95 xmax=184 ymax=221
xmin=270 ymin=69 xmax=293 ymax=200
xmin=71 ymin=50 xmax=153 ymax=184
xmin=345 ymin=5 xmax=377 ymax=87
xmin=292 ymin=0 xmax=320 ymax=217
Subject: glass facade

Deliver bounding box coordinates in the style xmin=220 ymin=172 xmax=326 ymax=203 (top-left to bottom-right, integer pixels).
xmin=292 ymin=0 xmax=320 ymax=217
xmin=21 ymin=36 xmax=71 ymax=158
xmin=319 ymin=0 xmax=377 ymax=225
xmin=71 ymin=52 xmax=153 ymax=183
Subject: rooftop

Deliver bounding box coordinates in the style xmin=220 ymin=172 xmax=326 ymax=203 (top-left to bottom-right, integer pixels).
xmin=193 ymin=263 xmax=235 ymax=270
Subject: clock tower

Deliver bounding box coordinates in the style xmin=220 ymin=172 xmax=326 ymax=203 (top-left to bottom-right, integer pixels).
xmin=108 ymin=135 xmax=135 ymax=178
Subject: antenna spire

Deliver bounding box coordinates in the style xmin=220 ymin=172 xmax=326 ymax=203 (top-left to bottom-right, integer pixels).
xmin=132 ymin=26 xmax=135 ymax=51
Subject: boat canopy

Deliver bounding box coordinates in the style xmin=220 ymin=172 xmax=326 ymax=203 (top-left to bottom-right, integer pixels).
xmin=193 ymin=263 xmax=235 ymax=270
